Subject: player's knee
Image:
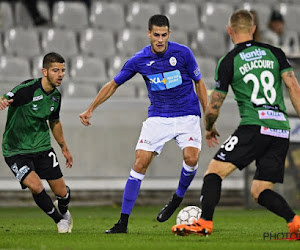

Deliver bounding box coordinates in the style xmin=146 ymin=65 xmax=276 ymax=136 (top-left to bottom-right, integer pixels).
xmin=28 ymin=182 xmax=44 ymax=194
xmin=183 ymin=156 xmax=198 ymax=167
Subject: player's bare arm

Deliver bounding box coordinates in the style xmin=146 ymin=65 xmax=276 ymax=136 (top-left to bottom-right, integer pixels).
xmin=0 ymin=96 xmax=13 ymax=110
xmin=79 ymin=80 xmax=119 ymax=126
xmin=49 ymin=120 xmax=73 ymax=168
xmin=205 ymin=90 xmax=226 ymax=147
xmin=282 ymin=70 xmax=300 ymax=117
xmin=194 ymin=78 xmax=208 ymax=116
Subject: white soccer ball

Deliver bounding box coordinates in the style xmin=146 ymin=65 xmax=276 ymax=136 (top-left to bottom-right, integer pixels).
xmin=176 ymin=206 xmax=202 ymax=225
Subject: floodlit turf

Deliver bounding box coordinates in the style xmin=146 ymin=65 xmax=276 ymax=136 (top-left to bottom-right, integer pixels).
xmin=0 ymin=206 xmax=300 ymax=249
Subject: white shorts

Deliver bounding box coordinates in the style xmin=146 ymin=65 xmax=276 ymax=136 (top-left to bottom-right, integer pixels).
xmin=136 ymin=115 xmax=202 ymax=155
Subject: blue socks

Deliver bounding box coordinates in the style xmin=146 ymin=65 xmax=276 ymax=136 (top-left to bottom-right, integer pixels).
xmin=121 ymin=169 xmax=145 ymax=215
xmin=176 ymin=162 xmax=198 ymax=198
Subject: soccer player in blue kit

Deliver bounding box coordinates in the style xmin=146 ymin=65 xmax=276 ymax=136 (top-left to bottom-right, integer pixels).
xmin=79 ymin=14 xmax=208 ymax=233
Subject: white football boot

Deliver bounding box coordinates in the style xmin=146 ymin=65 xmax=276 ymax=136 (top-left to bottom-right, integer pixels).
xmin=54 ymin=200 xmax=73 ymax=233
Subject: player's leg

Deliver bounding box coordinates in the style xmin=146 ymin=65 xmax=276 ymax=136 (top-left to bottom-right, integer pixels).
xmin=48 ymin=177 xmax=73 ymax=233
xmin=22 ymin=171 xmax=64 ymax=225
xmin=157 ymin=147 xmax=200 ymax=222
xmin=33 ymin=148 xmax=71 ymax=233
xmin=251 ymin=134 xmax=300 ymax=239
xmin=105 ymin=149 xmax=156 ymax=234
xmin=4 ymin=155 xmax=64 ymax=230
xmin=172 ymin=159 xmax=236 ymax=236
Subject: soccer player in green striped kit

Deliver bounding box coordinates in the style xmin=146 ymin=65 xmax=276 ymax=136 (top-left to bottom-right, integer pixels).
xmin=172 ymin=9 xmax=300 ymax=239
xmin=0 ymin=52 xmax=73 ymax=233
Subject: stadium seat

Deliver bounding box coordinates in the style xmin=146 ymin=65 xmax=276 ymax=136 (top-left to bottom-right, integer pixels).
xmin=69 ymin=56 xmax=107 ymax=84
xmin=52 ymin=1 xmax=89 ymax=30
xmin=3 ymin=28 xmax=41 ymax=58
xmin=169 ymin=31 xmax=189 ymax=46
xmin=89 ymin=2 xmax=126 ymax=31
xmin=126 ymin=2 xmax=162 ymax=30
xmin=164 ymin=3 xmax=199 ymax=32
xmin=0 ymin=2 xmax=14 ymax=30
xmin=276 ymin=3 xmax=300 ymax=33
xmin=239 ymin=3 xmax=272 ymax=30
xmin=79 ymin=29 xmax=116 ymax=58
xmin=0 ymin=56 xmax=31 ymax=83
xmin=61 ymin=81 xmax=99 ymax=98
xmin=195 ymin=56 xmax=217 ymax=90
xmin=15 ymin=0 xmax=50 ymax=28
xmin=41 ymin=28 xmax=78 ymax=58
xmin=116 ymin=29 xmax=150 ymax=56
xmin=201 ymin=2 xmax=234 ymax=32
xmin=191 ymin=29 xmax=227 ymax=59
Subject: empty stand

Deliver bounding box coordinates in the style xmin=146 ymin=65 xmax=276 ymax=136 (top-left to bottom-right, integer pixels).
xmin=116 ymin=29 xmax=150 ymax=56
xmin=0 ymin=56 xmax=31 ymax=83
xmin=52 ymin=1 xmax=89 ymax=30
xmin=165 ymin=3 xmax=199 ymax=32
xmin=3 ymin=28 xmax=41 ymax=57
xmin=90 ymin=2 xmax=126 ymax=31
xmin=126 ymin=2 xmax=162 ymax=30
xmin=201 ymin=2 xmax=234 ymax=32
xmin=169 ymin=31 xmax=189 ymax=46
xmin=79 ymin=28 xmax=116 ymax=58
xmin=195 ymin=56 xmax=216 ymax=90
xmin=0 ymin=2 xmax=14 ymax=30
xmin=69 ymin=56 xmax=107 ymax=84
xmin=41 ymin=28 xmax=78 ymax=58
xmin=61 ymin=81 xmax=98 ymax=98
xmin=191 ymin=29 xmax=227 ymax=59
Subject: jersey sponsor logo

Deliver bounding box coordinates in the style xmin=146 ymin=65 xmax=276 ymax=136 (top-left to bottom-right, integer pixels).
xmin=33 ymin=95 xmax=43 ymax=102
xmin=146 ymin=60 xmax=155 ymax=66
xmin=169 ymin=56 xmax=177 ymax=66
xmin=147 ymin=70 xmax=182 ymax=91
xmin=15 ymin=165 xmax=30 ymax=182
xmin=6 ymin=91 xmax=14 ymax=97
xmin=258 ymin=110 xmax=286 ymax=121
xmin=239 ymin=48 xmax=267 ymax=62
xmin=193 ymin=67 xmax=200 ymax=77
xmin=260 ymin=126 xmax=289 ymax=139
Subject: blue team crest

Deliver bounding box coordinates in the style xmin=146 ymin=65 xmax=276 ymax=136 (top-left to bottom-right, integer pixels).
xmin=147 ymin=70 xmax=182 ymax=91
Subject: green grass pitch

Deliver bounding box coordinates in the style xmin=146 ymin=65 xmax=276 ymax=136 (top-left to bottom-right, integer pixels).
xmin=0 ymin=206 xmax=300 ymax=249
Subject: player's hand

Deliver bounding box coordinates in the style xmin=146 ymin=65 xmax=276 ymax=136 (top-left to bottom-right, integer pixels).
xmin=79 ymin=110 xmax=92 ymax=126
xmin=63 ymin=149 xmax=73 ymax=168
xmin=205 ymin=126 xmax=220 ymax=148
xmin=0 ymin=98 xmax=13 ymax=110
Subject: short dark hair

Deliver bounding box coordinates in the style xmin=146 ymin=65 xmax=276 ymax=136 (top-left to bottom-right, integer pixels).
xmin=43 ymin=52 xmax=65 ymax=69
xmin=148 ymin=14 xmax=170 ymax=31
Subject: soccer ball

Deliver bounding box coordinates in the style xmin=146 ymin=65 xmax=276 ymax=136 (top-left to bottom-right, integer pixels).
xmin=176 ymin=206 xmax=202 ymax=225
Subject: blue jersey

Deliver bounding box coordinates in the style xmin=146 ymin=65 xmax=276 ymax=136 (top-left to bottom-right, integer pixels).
xmin=114 ymin=41 xmax=202 ymax=117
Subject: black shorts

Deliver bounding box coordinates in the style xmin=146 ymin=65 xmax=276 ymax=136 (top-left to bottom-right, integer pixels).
xmin=213 ymin=125 xmax=289 ymax=183
xmin=5 ymin=148 xmax=63 ymax=189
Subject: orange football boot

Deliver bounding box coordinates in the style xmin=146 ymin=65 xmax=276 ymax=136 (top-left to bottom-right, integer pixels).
xmin=172 ymin=218 xmax=213 ymax=237
xmin=288 ymin=215 xmax=300 ymax=240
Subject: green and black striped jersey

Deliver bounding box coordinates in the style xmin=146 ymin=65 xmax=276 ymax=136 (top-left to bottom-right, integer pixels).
xmin=2 ymin=78 xmax=61 ymax=157
xmin=214 ymin=40 xmax=292 ymax=130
